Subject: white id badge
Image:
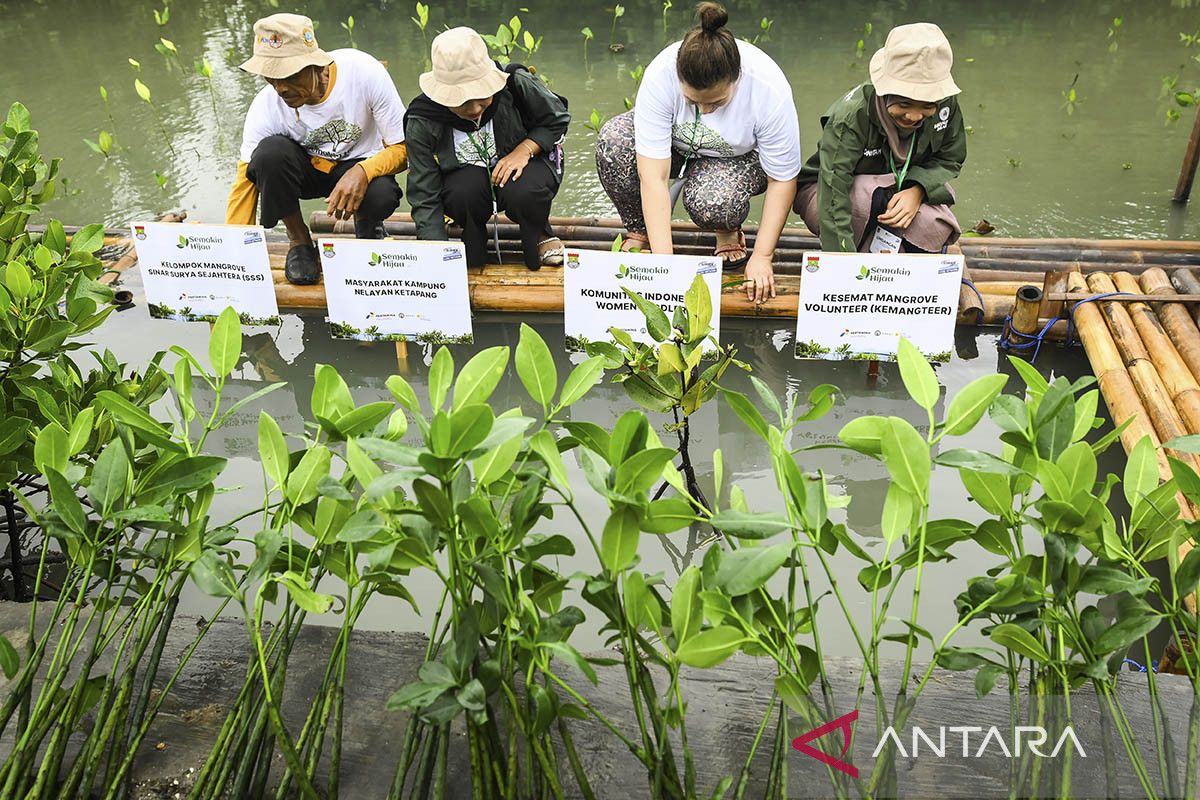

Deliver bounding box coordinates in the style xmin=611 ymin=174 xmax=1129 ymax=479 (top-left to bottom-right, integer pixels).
xmin=869 ymin=226 xmax=903 ymax=254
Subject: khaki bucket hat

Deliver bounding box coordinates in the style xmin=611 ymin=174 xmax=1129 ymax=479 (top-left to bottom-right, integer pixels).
xmin=419 ymin=27 xmax=509 ymax=107
xmin=240 ymin=13 xmax=333 ymax=80
xmin=870 ymin=23 xmax=960 ymax=102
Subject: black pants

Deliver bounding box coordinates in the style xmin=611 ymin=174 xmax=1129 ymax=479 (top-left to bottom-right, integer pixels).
xmin=246 ymin=134 xmax=402 ymax=237
xmin=441 ymin=159 xmax=558 ymax=269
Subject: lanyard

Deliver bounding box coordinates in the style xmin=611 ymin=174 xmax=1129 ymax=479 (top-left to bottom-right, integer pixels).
xmin=887 ymin=128 xmax=917 ymax=189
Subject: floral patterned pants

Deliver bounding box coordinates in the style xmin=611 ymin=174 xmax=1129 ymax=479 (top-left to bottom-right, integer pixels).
xmin=595 ymin=110 xmax=768 ymax=234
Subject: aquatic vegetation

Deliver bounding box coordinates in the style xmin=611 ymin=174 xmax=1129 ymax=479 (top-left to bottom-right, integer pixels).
xmin=623 ymin=64 xmax=644 ymax=110
xmin=1062 ymin=73 xmax=1082 ymax=115
xmin=341 ymin=15 xmax=356 ymax=49
xmin=855 ymin=22 xmax=873 ymax=58
xmin=154 ymin=170 xmax=168 ymax=190
xmin=610 ymin=4 xmax=625 ymax=51
xmin=194 ymin=57 xmax=222 ymax=134
xmin=584 ymin=108 xmax=607 ymax=133
xmin=482 ymin=16 xmax=543 ymax=66
xmin=751 ymin=17 xmax=775 ymax=44
xmin=1108 ymin=16 xmax=1123 ymax=52
xmin=662 ymin=0 xmax=672 ymax=34
xmin=83 ymin=129 xmax=114 ymax=158
xmin=153 ymin=2 xmax=169 ymax=26
xmin=411 ymin=2 xmax=430 ymax=47
xmin=133 ymin=78 xmax=176 ymax=156
xmin=1008 ymin=157 xmax=1023 ymax=168
xmin=580 ymin=26 xmax=593 ymax=65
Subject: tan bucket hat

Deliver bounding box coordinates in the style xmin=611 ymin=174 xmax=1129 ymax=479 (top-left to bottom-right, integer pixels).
xmin=870 ymin=23 xmax=960 ymax=102
xmin=419 ymin=27 xmax=509 ymax=107
xmin=239 ymin=13 xmax=333 ymax=80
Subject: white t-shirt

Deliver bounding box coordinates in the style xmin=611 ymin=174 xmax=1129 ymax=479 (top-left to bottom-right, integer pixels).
xmin=238 ymin=48 xmax=406 ymax=164
xmin=633 ymin=40 xmax=800 ymax=181
xmin=451 ymin=121 xmax=497 ymax=167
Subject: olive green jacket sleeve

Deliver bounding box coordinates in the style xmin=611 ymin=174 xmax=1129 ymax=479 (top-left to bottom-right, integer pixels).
xmin=816 ymin=118 xmax=868 ymax=253
xmin=904 ymin=104 xmax=966 ymax=206
xmin=507 ymin=70 xmax=570 ymax=155
xmin=404 ymin=118 xmax=449 ymax=241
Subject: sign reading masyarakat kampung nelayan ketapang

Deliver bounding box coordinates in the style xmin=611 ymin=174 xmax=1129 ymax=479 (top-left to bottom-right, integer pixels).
xmin=794 ymin=252 xmax=963 ymax=362
xmin=318 ymin=239 xmax=472 ymax=344
xmin=132 ymin=221 xmax=280 ymax=325
xmin=563 ymin=248 xmax=721 ymax=351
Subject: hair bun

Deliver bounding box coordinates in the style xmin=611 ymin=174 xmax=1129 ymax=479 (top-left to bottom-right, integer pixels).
xmin=696 ymin=1 xmax=728 ymax=34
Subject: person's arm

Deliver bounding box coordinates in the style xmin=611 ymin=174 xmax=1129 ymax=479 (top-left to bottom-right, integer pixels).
xmin=904 ymin=104 xmax=966 ymax=206
xmin=744 ymin=177 xmax=795 ymax=303
xmin=359 ymin=142 xmax=409 ymax=179
xmin=226 ymin=161 xmax=258 ymax=225
xmin=328 ymin=58 xmax=410 ymax=219
xmin=816 ymin=119 xmax=866 ymax=252
xmin=404 ymin=120 xmax=449 ymax=240
xmin=637 ymin=154 xmax=674 ymax=254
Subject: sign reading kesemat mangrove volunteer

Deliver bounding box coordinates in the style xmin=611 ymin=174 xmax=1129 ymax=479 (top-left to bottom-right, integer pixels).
xmin=132 ymin=222 xmax=280 ymax=325
xmin=562 ymin=248 xmax=721 ymax=351
xmin=317 ymin=238 xmax=472 ymax=344
xmin=794 ymin=252 xmax=963 ymax=362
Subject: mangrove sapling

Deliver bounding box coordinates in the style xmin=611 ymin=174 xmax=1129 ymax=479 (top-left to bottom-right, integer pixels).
xmin=580 ymin=26 xmax=594 ymax=66
xmin=133 ymin=78 xmax=176 ymax=156
xmin=194 ymin=57 xmax=222 ymax=135
xmin=342 ymin=15 xmax=357 ymax=49
xmin=585 ymin=275 xmax=747 ymax=511
xmin=412 ymin=2 xmax=430 ymax=47
xmin=84 ymin=130 xmax=115 ymax=159
xmin=662 ymin=0 xmax=672 ymax=35
xmin=609 ymin=4 xmax=625 ymax=52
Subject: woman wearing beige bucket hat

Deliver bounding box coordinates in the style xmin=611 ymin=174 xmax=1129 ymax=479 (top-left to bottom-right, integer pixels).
xmin=794 ymin=22 xmax=967 ymax=254
xmin=405 ymin=27 xmax=570 ymax=271
xmin=225 ymin=13 xmax=409 ymax=285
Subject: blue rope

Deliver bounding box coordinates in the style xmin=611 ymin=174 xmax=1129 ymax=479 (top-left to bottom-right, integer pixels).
xmin=1123 ymin=657 xmax=1159 ymax=673
xmin=999 ymin=291 xmax=1132 ymax=362
xmin=961 ymin=278 xmax=985 ymax=326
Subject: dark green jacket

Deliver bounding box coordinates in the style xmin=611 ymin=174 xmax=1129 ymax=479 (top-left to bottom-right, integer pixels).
xmin=797 ymin=83 xmax=966 ymax=252
xmin=404 ymin=69 xmax=570 ymax=240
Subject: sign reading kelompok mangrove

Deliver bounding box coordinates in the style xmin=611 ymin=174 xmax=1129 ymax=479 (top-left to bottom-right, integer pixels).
xmin=563 ymin=248 xmax=721 ymax=351
xmin=794 ymin=252 xmax=963 ymax=362
xmin=318 ymin=238 xmax=472 ymax=344
xmin=131 ymin=221 xmax=280 ymax=325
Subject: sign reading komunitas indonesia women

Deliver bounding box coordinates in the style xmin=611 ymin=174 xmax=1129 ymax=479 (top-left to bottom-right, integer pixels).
xmin=563 ymin=248 xmax=721 ymax=351
xmin=794 ymin=252 xmax=963 ymax=362
xmin=318 ymin=238 xmax=472 ymax=344
xmin=131 ymin=221 xmax=280 ymax=325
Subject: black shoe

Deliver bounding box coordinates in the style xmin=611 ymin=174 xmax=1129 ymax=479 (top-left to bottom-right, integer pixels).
xmin=285 ymin=244 xmax=321 ymax=285
xmin=354 ymin=218 xmax=387 ymax=239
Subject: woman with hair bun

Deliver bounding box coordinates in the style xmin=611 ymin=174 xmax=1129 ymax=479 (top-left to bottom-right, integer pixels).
xmin=595 ymin=2 xmax=800 ymax=303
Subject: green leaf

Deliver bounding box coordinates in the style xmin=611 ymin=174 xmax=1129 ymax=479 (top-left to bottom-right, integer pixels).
xmin=69 ymin=223 xmax=105 ymax=255
xmin=936 ymin=646 xmax=996 ymax=671
xmin=1033 ymin=379 xmax=1074 ymax=461
xmin=334 ymin=402 xmax=393 ymax=438
xmin=258 ymin=412 xmax=289 ymax=487
xmin=530 ymin=429 xmax=571 ymax=493
xmin=719 ymin=388 xmax=769 ymax=441
xmin=337 ymin=509 xmax=386 ymax=542
xmin=66 ymin=407 xmax=95 ymax=456
xmin=622 ymin=288 xmax=671 ymax=342
xmin=934 ymin=449 xmax=1023 ymax=476
xmin=1093 ymin=612 xmax=1162 ymax=654
xmin=1124 ymin=435 xmax=1159 ymax=508
xmin=642 ymin=498 xmax=696 ymax=533
xmin=558 ymin=356 xmax=607 ymax=409
xmin=600 ymin=506 xmax=640 ymax=573
xmin=1077 ymin=565 xmax=1152 ymax=596
xmin=880 ymin=418 xmax=930 ymax=500
xmin=708 ymin=510 xmax=791 ymax=540
xmin=154 ymin=455 xmax=226 ymax=494
xmin=897 ymin=337 xmax=939 ymax=411
xmin=962 ymin=470 xmax=1014 ymax=517
xmin=1072 ymin=390 xmax=1100 ymax=442
xmin=541 ymin=641 xmax=598 ymax=685
xmin=671 ymin=566 xmax=703 ymax=645
xmin=684 ymin=274 xmax=712 ymax=342
xmin=88 ymin=439 xmax=130 ymax=514
xmin=313 ymin=364 xmax=355 ymax=421
xmin=943 ymin=374 xmax=1007 ymax=436
xmin=386 ymin=374 xmax=421 ymax=414
xmin=674 ymin=626 xmax=744 ymax=668
xmin=989 ymin=623 xmax=1050 ymax=663
xmin=443 ymin=404 xmax=494 ymax=457
xmin=209 ymin=307 xmax=242 ymax=378
xmin=286 ymin=445 xmax=332 ymax=506
xmin=1174 ymin=546 xmax=1200 ymax=601
xmin=473 ymin=430 xmax=524 ymax=485
xmin=715 ymin=543 xmax=791 ymax=596
xmin=838 ymin=415 xmax=889 ymax=456
xmin=516 ymin=322 xmax=556 ymax=410
xmin=276 ymin=572 xmax=334 ymax=614
xmin=94 ymin=391 xmax=177 ymax=449
xmin=452 ymin=346 xmax=509 ymax=411
xmin=614 ymin=447 xmax=675 ymax=496
xmin=428 ymin=347 xmax=454 ymax=412
xmin=134 ymin=78 xmax=152 ymax=102
xmin=33 ymin=422 xmax=69 ymax=475
xmin=1008 ymin=355 xmax=1051 ymax=398
xmin=0 ymin=636 xmax=19 ymax=679
xmin=46 ymin=469 xmax=86 ymax=535
xmin=880 ymin=483 xmax=913 ymax=547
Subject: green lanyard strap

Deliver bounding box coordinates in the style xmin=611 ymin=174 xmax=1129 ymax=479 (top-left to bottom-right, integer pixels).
xmin=887 ymin=128 xmax=918 ymax=190
xmin=464 ymin=128 xmax=502 ymax=263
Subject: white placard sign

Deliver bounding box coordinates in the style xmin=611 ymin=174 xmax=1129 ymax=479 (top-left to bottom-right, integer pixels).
xmin=131 ymin=221 xmax=280 ymax=325
xmin=795 ymin=252 xmax=963 ymax=362
xmin=318 ymin=238 xmax=473 ymax=344
xmin=563 ymin=248 xmax=721 ymax=351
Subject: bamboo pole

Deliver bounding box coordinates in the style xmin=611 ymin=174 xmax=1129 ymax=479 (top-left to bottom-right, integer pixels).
xmin=1006 ymin=285 xmax=1044 ymax=356
xmin=1138 ymin=268 xmax=1200 ymax=386
xmin=1174 ymin=105 xmax=1200 ymax=203
xmin=1170 ymin=268 xmax=1200 ymax=330
xmin=1106 ymin=272 xmax=1200 ymax=436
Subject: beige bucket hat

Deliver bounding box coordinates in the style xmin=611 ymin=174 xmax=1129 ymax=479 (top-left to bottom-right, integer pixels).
xmin=419 ymin=27 xmax=509 ymax=107
xmin=240 ymin=13 xmax=333 ymax=80
xmin=870 ymin=23 xmax=960 ymax=102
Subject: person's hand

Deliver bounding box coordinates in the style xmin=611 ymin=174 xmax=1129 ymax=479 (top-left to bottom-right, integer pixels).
xmin=491 ymin=147 xmax=532 ymax=187
xmin=327 ymin=164 xmax=369 ymax=220
xmin=877 ymin=185 xmax=924 ymax=229
xmin=744 ymin=253 xmax=777 ymax=304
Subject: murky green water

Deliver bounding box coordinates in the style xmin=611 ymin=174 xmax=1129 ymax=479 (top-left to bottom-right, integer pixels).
xmin=5 ymin=0 xmax=1200 ymax=237
xmin=4 ymin=0 xmax=1172 ymax=651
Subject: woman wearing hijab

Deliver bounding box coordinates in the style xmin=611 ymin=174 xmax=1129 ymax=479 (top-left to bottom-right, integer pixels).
xmin=795 ymin=23 xmax=966 ymax=254
xmin=594 ymin=2 xmax=801 ymax=304
xmin=405 ymin=27 xmax=570 ymax=270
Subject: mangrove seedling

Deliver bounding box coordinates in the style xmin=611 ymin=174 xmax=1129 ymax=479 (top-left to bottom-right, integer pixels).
xmin=194 ymin=57 xmax=222 ymax=132
xmin=1061 ymin=73 xmax=1081 ymax=115
xmin=855 ymin=22 xmax=873 ymax=58
xmin=1107 ymin=16 xmax=1123 ymax=52
xmin=411 ymin=2 xmax=430 ymax=46
xmin=662 ymin=0 xmax=672 ymax=34
xmin=581 ymin=26 xmax=594 ymax=65
xmin=83 ymin=130 xmax=114 ymax=159
xmin=153 ymin=2 xmax=169 ymax=26
xmin=610 ymin=4 xmax=625 ymax=51
xmin=585 ymin=108 xmax=607 ymax=133
xmin=154 ymin=171 xmax=169 ymax=190
xmin=341 ymin=15 xmax=356 ymax=49
xmin=134 ymin=78 xmax=176 ymax=155
xmin=751 ymin=17 xmax=774 ymax=44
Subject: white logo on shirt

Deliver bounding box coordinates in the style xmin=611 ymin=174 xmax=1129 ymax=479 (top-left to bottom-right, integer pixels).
xmin=863 ymin=147 xmax=882 ymax=157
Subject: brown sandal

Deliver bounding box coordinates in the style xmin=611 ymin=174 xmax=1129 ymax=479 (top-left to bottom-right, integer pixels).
xmin=619 ymin=231 xmax=650 ymax=253
xmin=714 ymin=229 xmax=749 ymax=271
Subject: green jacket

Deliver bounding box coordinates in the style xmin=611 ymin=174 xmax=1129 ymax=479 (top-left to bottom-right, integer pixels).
xmin=404 ymin=69 xmax=570 ymax=241
xmin=797 ymin=83 xmax=966 ymax=252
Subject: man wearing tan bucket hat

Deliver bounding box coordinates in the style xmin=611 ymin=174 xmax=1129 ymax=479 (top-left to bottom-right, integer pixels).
xmin=794 ymin=22 xmax=967 ymax=254
xmin=225 ymin=13 xmax=408 ymax=285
